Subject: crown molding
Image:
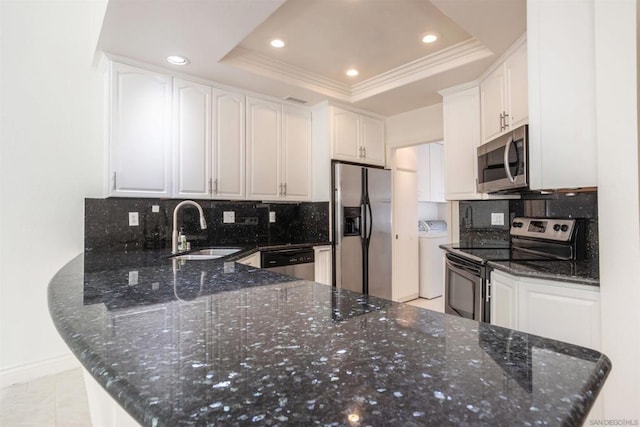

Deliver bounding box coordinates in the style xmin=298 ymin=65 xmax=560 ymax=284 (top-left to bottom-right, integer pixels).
xmin=223 ymin=38 xmax=493 ymax=103
xmin=351 ymin=38 xmax=493 ymax=102
xmin=223 ymin=47 xmax=352 ymax=102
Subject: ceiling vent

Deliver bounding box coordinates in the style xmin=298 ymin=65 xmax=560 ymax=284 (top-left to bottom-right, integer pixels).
xmin=283 ymin=96 xmax=307 ymax=104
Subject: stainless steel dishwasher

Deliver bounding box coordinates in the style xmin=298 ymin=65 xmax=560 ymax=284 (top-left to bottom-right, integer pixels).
xmin=260 ymin=248 xmax=315 ymax=281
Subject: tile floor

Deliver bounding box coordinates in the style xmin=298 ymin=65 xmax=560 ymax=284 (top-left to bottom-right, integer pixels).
xmin=0 ymin=297 xmax=444 ymax=426
xmin=0 ymin=367 xmax=91 ymax=426
xmin=405 ymin=296 xmax=445 ymax=313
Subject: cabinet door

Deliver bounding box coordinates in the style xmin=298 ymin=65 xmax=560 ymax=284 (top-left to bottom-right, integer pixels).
xmin=518 ymin=280 xmax=600 ymax=349
xmin=489 ymin=271 xmax=518 ymax=329
xmin=213 ymin=89 xmax=245 ymax=200
xmin=109 ymin=62 xmax=172 ymax=197
xmin=480 ymin=66 xmax=506 ymax=143
xmin=331 ymin=108 xmax=361 ymax=162
xmin=173 ymin=78 xmax=212 ymax=199
xmin=443 ymin=86 xmax=482 ymax=200
xmin=416 ymin=144 xmax=430 ymax=201
xmin=361 ymin=115 xmax=385 ymax=166
xmin=506 ymin=42 xmax=528 ymax=130
xmin=246 ymin=97 xmax=281 ymax=200
xmin=282 ymin=105 xmax=312 ymax=201
xmin=313 ymin=246 xmax=332 ymax=285
xmin=429 ymin=143 xmax=445 ymax=202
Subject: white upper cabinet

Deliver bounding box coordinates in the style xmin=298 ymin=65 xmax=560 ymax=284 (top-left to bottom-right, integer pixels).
xmin=281 ymin=105 xmax=312 ymax=201
xmin=528 ymin=0 xmax=597 ymax=190
xmin=441 ymin=85 xmax=482 ymax=200
xmin=213 ymin=89 xmax=245 ymax=200
xmin=417 ymin=143 xmax=445 ymax=203
xmin=480 ymin=38 xmax=528 ymax=143
xmin=246 ymin=98 xmax=312 ymax=201
xmin=246 ymin=97 xmax=282 ymax=200
xmin=109 ymin=62 xmax=172 ymax=197
xmin=330 ymin=106 xmax=385 ymax=166
xmin=172 ymin=81 xmax=245 ymax=200
xmin=173 ymin=78 xmax=212 ymax=199
xmin=360 ymin=115 xmax=385 ymax=166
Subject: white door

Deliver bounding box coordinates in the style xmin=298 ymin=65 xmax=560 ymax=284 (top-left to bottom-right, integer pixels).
xmin=213 ymin=89 xmax=245 ymax=200
xmin=332 ymin=108 xmax=360 ymax=162
xmin=282 ymin=105 xmax=312 ymax=201
xmin=246 ymin=97 xmax=281 ymax=200
xmin=109 ymin=62 xmax=172 ymax=197
xmin=391 ymin=147 xmax=419 ymax=302
xmin=361 ymin=115 xmax=385 ymax=166
xmin=173 ymin=78 xmax=212 ymax=199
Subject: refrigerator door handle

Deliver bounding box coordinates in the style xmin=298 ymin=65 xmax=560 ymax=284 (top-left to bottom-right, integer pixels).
xmin=366 ymin=202 xmax=373 ymax=239
xmin=360 ymin=204 xmax=367 ymax=239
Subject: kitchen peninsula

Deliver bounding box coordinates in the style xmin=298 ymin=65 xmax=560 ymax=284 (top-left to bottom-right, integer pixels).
xmin=49 ymin=249 xmax=610 ymax=426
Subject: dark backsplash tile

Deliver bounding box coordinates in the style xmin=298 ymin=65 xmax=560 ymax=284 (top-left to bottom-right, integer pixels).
xmin=458 ymin=191 xmax=599 ymax=262
xmin=85 ymin=198 xmax=329 ymax=252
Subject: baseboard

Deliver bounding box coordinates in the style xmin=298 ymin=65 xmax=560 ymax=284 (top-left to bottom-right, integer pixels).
xmin=0 ymin=353 xmax=80 ymax=387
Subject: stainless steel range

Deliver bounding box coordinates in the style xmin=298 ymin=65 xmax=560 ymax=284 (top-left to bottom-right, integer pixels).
xmin=444 ymin=217 xmax=585 ymax=322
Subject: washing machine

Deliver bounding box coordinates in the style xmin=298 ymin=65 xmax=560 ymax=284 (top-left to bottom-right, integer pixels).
xmin=418 ymin=220 xmax=448 ymax=299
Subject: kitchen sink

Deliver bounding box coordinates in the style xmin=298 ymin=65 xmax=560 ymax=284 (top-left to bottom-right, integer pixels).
xmin=172 ymin=247 xmax=242 ymax=261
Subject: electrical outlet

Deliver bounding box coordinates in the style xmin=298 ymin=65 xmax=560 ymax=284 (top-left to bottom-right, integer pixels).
xmin=151 ymin=282 xmax=159 ymax=291
xmin=128 ymin=212 xmax=139 ymax=226
xmin=491 ymin=212 xmax=505 ymax=226
xmin=223 ymin=211 xmax=235 ymax=224
xmin=128 ymin=270 xmax=139 ymax=286
xmin=152 ymin=205 xmax=160 ymax=213
xmin=269 ymin=211 xmax=276 ymax=223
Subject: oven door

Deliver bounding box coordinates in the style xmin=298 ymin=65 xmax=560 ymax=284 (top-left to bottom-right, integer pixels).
xmin=444 ymin=253 xmax=487 ymax=322
xmin=477 ymin=124 xmax=528 ymax=193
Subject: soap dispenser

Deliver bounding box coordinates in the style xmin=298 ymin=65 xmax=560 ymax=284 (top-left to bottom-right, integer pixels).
xmin=177 ymin=227 xmax=187 ymax=251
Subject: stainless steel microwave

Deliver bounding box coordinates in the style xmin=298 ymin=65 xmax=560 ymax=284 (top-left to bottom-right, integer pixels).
xmin=477 ymin=125 xmax=528 ymax=193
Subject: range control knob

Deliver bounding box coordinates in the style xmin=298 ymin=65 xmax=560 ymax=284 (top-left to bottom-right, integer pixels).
xmin=560 ymin=224 xmax=569 ymax=232
xmin=553 ymin=224 xmax=561 ymax=231
xmin=512 ymin=221 xmax=523 ymax=228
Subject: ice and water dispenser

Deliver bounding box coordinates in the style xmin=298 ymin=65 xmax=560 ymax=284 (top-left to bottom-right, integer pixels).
xmin=343 ymin=207 xmax=361 ymax=236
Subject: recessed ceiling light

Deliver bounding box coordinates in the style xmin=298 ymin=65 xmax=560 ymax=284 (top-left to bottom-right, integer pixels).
xmin=270 ymin=39 xmax=285 ymax=48
xmin=346 ymin=69 xmax=359 ymax=77
xmin=166 ymin=55 xmax=189 ymax=65
xmin=422 ymin=33 xmax=438 ymax=44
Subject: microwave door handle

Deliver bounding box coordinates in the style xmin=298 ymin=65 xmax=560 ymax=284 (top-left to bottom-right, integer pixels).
xmin=503 ymin=135 xmax=516 ymax=183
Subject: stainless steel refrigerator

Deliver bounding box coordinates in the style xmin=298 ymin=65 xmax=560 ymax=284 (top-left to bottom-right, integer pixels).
xmin=333 ymin=162 xmax=392 ymax=300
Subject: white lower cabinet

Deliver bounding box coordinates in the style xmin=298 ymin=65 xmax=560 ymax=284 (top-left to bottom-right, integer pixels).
xmin=490 ymin=270 xmax=600 ymax=350
xmin=313 ymin=245 xmax=332 ymax=286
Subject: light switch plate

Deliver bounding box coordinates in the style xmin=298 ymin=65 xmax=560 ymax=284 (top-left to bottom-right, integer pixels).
xmin=269 ymin=211 xmax=276 ymax=223
xmin=128 ymin=212 xmax=139 ymax=226
xmin=128 ymin=270 xmax=139 ymax=286
xmin=223 ymin=211 xmax=235 ymax=224
xmin=491 ymin=212 xmax=505 ymax=226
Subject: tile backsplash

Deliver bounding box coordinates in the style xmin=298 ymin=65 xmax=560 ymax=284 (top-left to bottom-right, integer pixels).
xmin=459 ymin=191 xmax=599 ymax=261
xmin=85 ymin=198 xmax=329 ymax=252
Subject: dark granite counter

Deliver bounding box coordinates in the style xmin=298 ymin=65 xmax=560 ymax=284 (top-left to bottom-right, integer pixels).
xmin=440 ymin=244 xmax=599 ymax=286
xmin=488 ymin=260 xmax=599 ymax=286
xmin=49 ymin=250 xmax=610 ymax=426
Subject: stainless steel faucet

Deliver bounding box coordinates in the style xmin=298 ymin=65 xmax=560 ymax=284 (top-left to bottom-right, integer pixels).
xmin=172 ymin=200 xmax=207 ymax=254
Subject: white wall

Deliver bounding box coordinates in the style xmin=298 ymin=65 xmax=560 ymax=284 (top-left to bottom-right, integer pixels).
xmin=593 ymin=0 xmax=640 ymax=419
xmin=0 ymin=0 xmax=106 ymax=384
xmin=385 ymin=103 xmax=443 ymax=165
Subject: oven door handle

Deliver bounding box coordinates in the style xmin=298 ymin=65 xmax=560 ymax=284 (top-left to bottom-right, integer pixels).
xmin=503 ymin=135 xmax=516 ymax=183
xmin=446 ymin=255 xmax=482 ymax=276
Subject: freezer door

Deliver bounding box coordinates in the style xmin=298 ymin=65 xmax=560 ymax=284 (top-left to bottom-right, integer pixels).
xmin=334 ymin=163 xmax=364 ymax=293
xmin=366 ymin=167 xmax=392 ymax=300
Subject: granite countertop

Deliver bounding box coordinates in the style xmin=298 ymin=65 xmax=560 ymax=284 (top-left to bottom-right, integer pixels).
xmin=49 ymin=249 xmax=610 ymax=426
xmin=440 ymin=244 xmax=599 ymax=286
